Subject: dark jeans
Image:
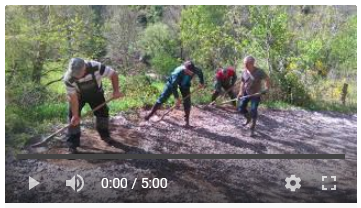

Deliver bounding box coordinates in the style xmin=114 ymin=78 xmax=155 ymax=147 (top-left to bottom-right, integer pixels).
xmin=157 ymin=83 xmax=191 ymax=111
xmin=237 ymin=93 xmax=261 ymax=119
xmin=67 ymin=92 xmax=109 ymax=149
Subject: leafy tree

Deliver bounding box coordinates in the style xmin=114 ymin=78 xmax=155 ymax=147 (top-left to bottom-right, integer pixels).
xmin=139 ymin=23 xmax=179 ymax=75
xmin=103 ymin=6 xmax=141 ymax=72
xmin=180 ymin=6 xmax=231 ymax=70
xmin=329 ymin=15 xmax=357 ymax=73
xmin=246 ymin=6 xmax=291 ymax=74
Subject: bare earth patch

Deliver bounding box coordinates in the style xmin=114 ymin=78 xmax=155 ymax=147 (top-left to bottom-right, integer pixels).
xmin=6 ymin=105 xmax=357 ymax=202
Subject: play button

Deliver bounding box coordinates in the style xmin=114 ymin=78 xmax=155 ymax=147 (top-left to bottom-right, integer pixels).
xmin=29 ymin=176 xmax=40 ymax=190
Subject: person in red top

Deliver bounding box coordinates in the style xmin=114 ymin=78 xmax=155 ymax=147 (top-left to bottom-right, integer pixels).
xmin=211 ymin=66 xmax=238 ymax=106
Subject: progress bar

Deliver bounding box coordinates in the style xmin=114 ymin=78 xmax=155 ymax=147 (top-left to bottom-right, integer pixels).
xmin=17 ymin=154 xmax=345 ymax=160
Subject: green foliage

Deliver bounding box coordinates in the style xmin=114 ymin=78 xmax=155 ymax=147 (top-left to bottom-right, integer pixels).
xmin=139 ymin=23 xmax=179 ymax=75
xmin=5 ymin=107 xmax=32 ymax=135
xmin=150 ymin=52 xmax=179 ymax=75
xmin=5 ymin=5 xmax=357 ymax=149
xmin=6 ymin=82 xmax=49 ymax=107
xmin=329 ymin=15 xmax=357 ymax=70
xmin=140 ymin=23 xmax=176 ymax=56
xmin=282 ymin=72 xmax=311 ymax=106
xmin=103 ymin=6 xmax=141 ymax=71
xmin=181 ymin=6 xmax=234 ymax=69
xmin=247 ymin=6 xmax=291 ymax=71
xmin=131 ymin=5 xmax=163 ymax=26
xmin=5 ymin=104 xmax=64 ymax=148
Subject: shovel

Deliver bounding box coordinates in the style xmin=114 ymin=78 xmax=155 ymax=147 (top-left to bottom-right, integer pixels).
xmin=218 ymin=92 xmax=263 ymax=105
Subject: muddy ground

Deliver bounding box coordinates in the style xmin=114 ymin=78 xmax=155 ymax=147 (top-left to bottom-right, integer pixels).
xmin=5 ymin=105 xmax=357 ymax=202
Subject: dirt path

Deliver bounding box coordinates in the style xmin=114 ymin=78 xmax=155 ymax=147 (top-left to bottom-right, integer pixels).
xmin=6 ymin=105 xmax=357 ymax=202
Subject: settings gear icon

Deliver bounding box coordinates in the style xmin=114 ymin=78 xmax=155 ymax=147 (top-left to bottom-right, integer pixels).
xmin=285 ymin=175 xmax=301 ymax=192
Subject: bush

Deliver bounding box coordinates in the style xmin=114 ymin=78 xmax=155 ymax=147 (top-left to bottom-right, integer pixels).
xmin=269 ymin=71 xmax=311 ymax=107
xmin=138 ymin=23 xmax=179 ymax=76
xmin=6 ymin=81 xmax=48 ymax=107
xmin=5 ymin=107 xmax=31 ymax=135
xmin=283 ymin=72 xmax=311 ymax=106
xmin=139 ymin=23 xmax=177 ymax=56
xmin=150 ymin=52 xmax=179 ymax=76
xmin=5 ymin=106 xmax=44 ymax=148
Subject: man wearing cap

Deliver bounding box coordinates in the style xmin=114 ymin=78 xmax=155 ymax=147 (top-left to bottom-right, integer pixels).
xmin=211 ymin=66 xmax=238 ymax=106
xmin=63 ymin=58 xmax=122 ymax=153
xmin=145 ymin=61 xmax=205 ymax=127
xmin=238 ymin=56 xmax=270 ymax=136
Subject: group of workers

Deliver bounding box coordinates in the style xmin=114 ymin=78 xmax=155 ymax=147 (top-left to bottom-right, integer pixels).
xmin=63 ymin=56 xmax=270 ymax=153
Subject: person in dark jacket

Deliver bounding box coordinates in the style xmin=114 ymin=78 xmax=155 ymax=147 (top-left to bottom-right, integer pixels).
xmin=145 ymin=61 xmax=204 ymax=127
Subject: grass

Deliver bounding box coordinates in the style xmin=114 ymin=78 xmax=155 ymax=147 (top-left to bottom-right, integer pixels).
xmin=261 ymin=99 xmax=356 ymax=114
xmin=305 ymin=79 xmax=357 ymax=114
xmin=304 ymin=100 xmax=357 ymax=114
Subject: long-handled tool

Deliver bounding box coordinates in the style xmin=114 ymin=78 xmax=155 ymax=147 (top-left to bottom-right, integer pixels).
xmin=218 ymin=92 xmax=262 ymax=105
xmin=31 ymin=97 xmax=116 ymax=147
xmin=155 ymin=87 xmax=204 ymax=123
xmin=209 ymin=79 xmax=241 ymax=105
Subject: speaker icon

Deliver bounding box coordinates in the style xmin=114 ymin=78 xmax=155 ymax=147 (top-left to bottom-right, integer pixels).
xmin=66 ymin=174 xmax=84 ymax=192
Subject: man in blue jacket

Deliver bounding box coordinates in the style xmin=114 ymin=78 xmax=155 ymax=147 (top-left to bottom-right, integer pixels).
xmin=145 ymin=61 xmax=204 ymax=127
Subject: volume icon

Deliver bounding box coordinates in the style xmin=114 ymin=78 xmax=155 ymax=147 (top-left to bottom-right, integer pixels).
xmin=66 ymin=174 xmax=84 ymax=192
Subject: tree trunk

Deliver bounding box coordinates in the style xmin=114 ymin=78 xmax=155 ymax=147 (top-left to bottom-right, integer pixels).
xmin=32 ymin=43 xmax=46 ymax=84
xmin=341 ymin=83 xmax=348 ymax=105
xmin=266 ymin=13 xmax=273 ymax=75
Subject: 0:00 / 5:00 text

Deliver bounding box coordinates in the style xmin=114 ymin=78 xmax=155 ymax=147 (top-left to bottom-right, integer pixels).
xmin=101 ymin=178 xmax=168 ymax=189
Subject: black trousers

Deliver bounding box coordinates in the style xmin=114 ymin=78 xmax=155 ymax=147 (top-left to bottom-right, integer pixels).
xmin=212 ymin=83 xmax=236 ymax=105
xmin=67 ymin=92 xmax=109 ymax=149
xmin=180 ymin=87 xmax=191 ymax=112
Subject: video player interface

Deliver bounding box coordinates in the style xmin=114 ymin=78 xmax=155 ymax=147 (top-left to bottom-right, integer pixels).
xmin=5 ymin=5 xmax=357 ymax=203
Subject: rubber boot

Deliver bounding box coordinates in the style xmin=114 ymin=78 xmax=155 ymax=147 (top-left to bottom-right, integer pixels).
xmin=96 ymin=117 xmax=109 ymax=136
xmin=250 ymin=119 xmax=257 ymax=137
xmin=184 ymin=109 xmax=191 ymax=128
xmin=96 ymin=117 xmax=114 ymax=145
xmin=145 ymin=103 xmax=161 ymax=121
xmin=68 ymin=147 xmax=78 ymax=154
xmin=67 ymin=132 xmax=80 ymax=154
xmin=243 ymin=113 xmax=252 ymax=126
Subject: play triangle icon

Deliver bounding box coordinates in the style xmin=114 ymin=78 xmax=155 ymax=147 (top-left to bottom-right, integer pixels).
xmin=29 ymin=176 xmax=40 ymax=190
